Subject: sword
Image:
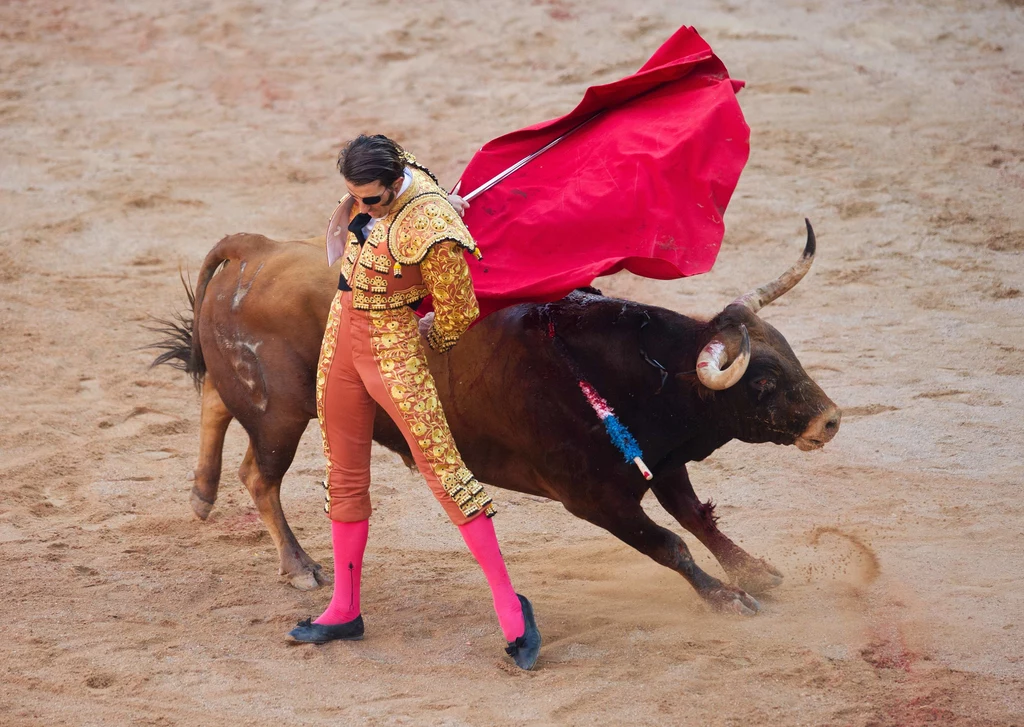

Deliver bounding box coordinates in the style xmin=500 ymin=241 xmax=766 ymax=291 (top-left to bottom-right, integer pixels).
xmin=451 ymin=113 xmax=601 ymax=202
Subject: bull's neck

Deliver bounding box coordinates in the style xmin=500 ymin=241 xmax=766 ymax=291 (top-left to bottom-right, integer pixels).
xmin=640 ymin=364 xmax=736 ymax=468
xmin=555 ymin=303 xmax=733 ymax=469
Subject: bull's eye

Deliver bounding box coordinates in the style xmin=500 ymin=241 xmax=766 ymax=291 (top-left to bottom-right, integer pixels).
xmin=751 ymin=375 xmax=777 ymax=400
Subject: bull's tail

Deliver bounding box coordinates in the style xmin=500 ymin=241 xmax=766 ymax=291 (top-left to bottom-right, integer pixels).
xmin=148 ymin=270 xmax=204 ymax=389
xmin=149 ymin=234 xmax=264 ymax=389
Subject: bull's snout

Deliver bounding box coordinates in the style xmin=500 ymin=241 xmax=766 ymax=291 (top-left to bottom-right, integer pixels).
xmin=795 ymin=405 xmax=842 ymax=451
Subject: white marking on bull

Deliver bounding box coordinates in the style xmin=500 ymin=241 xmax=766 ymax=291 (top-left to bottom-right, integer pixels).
xmin=213 ymin=329 xmax=269 ymax=412
xmin=232 ymin=261 xmax=265 ymax=311
xmin=243 ymin=339 xmax=262 ymax=355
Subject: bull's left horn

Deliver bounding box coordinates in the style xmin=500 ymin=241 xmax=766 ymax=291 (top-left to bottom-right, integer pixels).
xmin=696 ymin=325 xmax=750 ymax=391
xmin=731 ymin=219 xmax=816 ymax=313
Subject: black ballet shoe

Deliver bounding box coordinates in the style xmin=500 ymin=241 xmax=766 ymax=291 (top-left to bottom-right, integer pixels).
xmin=287 ymin=615 xmax=364 ymax=644
xmin=505 ymin=594 xmax=541 ymax=670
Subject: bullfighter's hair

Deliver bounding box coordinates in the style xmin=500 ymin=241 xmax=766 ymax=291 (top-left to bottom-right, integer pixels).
xmin=338 ymin=134 xmax=407 ymax=187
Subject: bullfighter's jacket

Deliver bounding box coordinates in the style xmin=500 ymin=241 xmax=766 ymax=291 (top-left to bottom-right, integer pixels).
xmin=326 ymin=164 xmax=482 ymax=353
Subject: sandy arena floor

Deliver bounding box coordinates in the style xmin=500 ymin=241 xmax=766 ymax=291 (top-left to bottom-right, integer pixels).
xmin=1 ymin=1 xmax=1023 ymax=724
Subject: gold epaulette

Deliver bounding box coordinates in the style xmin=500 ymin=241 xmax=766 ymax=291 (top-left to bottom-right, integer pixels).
xmin=388 ymin=192 xmax=480 ymax=266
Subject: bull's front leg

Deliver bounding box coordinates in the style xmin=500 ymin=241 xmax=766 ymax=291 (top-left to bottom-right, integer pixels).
xmin=562 ymin=493 xmax=760 ymax=616
xmin=651 ymin=465 xmax=783 ymax=595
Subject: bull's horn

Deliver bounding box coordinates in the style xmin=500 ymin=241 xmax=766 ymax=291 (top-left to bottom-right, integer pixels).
xmin=731 ymin=219 xmax=816 ymax=313
xmin=696 ymin=325 xmax=750 ymax=391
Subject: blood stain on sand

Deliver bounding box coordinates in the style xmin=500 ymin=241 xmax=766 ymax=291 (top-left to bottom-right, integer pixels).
xmin=861 ymin=619 xmax=917 ymax=672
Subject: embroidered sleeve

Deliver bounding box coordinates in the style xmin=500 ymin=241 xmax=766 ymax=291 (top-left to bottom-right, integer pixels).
xmin=421 ymin=241 xmax=479 ymax=353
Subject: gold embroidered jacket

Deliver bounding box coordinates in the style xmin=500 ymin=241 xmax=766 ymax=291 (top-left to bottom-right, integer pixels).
xmin=325 ymin=167 xmax=482 ymax=353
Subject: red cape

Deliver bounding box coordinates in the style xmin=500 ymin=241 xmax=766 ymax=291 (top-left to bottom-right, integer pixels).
xmin=432 ymin=26 xmax=749 ymax=319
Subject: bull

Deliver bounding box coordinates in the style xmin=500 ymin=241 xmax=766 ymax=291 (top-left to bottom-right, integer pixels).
xmin=151 ymin=220 xmax=840 ymax=616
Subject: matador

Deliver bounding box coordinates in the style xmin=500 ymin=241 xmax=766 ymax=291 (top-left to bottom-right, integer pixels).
xmin=286 ymin=134 xmax=541 ymax=671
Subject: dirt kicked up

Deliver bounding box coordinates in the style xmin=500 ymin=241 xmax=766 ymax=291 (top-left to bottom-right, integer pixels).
xmin=1 ymin=1 xmax=1023 ymax=725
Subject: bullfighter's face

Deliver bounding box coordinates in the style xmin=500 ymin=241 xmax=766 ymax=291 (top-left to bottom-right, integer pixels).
xmin=345 ymin=177 xmax=404 ymax=219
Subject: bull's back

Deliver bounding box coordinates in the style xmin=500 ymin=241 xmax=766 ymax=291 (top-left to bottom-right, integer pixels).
xmin=198 ymin=234 xmax=337 ymax=420
xmin=201 ymin=235 xmax=333 ymax=337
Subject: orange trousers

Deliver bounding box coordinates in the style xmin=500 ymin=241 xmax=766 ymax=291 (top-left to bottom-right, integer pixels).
xmin=315 ymin=291 xmax=494 ymax=525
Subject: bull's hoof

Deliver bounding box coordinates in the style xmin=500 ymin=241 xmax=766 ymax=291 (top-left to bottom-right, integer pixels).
xmin=703 ymin=585 xmax=760 ymax=617
xmin=284 ymin=565 xmax=331 ymax=591
xmin=733 ymin=558 xmax=784 ymax=595
xmin=190 ymin=488 xmax=215 ymax=521
xmin=287 ymin=570 xmax=321 ymax=591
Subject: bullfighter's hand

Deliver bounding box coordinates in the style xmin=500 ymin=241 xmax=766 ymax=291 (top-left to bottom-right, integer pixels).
xmin=447 ymin=193 xmax=470 ymax=217
xmin=418 ymin=311 xmax=435 ymax=340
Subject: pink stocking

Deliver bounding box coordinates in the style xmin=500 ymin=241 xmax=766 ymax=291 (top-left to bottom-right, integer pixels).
xmin=315 ymin=519 xmax=369 ymax=625
xmin=458 ymin=515 xmax=526 ymax=641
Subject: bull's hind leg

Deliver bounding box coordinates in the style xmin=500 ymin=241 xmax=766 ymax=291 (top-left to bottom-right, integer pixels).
xmin=563 ymin=492 xmax=760 ymax=616
xmin=239 ymin=424 xmax=329 ymax=591
xmin=191 ymin=381 xmax=233 ymax=520
xmin=651 ymin=466 xmax=783 ymax=595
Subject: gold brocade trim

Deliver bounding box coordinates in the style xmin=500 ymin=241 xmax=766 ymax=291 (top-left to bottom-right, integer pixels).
xmin=339 ymin=241 xmax=360 ymax=287
xmin=315 ymin=291 xmax=346 ymax=515
xmin=442 ymin=467 xmax=494 ymax=516
xmin=358 ymin=252 xmax=392 ymax=274
xmin=426 ymin=325 xmax=462 ymax=354
xmin=351 ymin=286 xmax=429 ymax=311
xmin=366 ymin=224 xmax=386 ymax=248
xmin=352 ymin=267 xmax=370 ymax=291
xmin=351 ymin=268 xmax=390 ymax=294
xmin=388 ymin=192 xmax=477 ymax=265
xmin=366 ymin=308 xmax=495 ymax=519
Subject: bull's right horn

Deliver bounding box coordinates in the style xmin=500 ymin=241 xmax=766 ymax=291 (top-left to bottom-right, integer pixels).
xmin=696 ymin=325 xmax=750 ymax=391
xmin=730 ymin=219 xmax=816 ymax=313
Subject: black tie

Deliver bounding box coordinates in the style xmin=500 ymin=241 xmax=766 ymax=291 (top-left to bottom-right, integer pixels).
xmin=348 ymin=213 xmax=372 ymax=245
